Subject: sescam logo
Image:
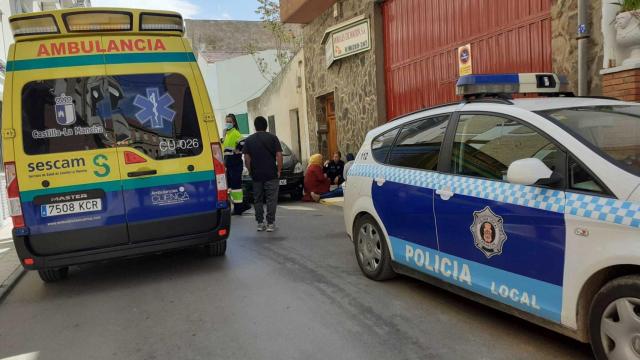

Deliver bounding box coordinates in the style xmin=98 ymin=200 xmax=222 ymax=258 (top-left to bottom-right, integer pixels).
xmin=28 ymin=158 xmax=85 ymax=172
xmin=93 ymin=154 xmax=111 ymax=178
xmin=37 ymin=39 xmax=167 ymax=57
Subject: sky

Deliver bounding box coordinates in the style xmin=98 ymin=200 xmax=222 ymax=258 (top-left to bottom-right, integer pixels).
xmin=91 ymin=0 xmax=263 ymax=20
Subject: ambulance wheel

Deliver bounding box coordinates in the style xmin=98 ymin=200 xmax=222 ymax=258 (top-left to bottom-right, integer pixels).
xmin=354 ymin=214 xmax=395 ymax=281
xmin=589 ymin=275 xmax=640 ymax=360
xmin=206 ymin=240 xmax=227 ymax=257
xmin=38 ymin=267 xmax=69 ymax=283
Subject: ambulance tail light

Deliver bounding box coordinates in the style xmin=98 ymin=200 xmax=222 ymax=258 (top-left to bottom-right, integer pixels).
xmin=211 ymin=143 xmax=228 ymax=203
xmin=10 ymin=15 xmax=59 ymax=37
xmin=63 ymin=11 xmax=132 ymax=32
xmin=4 ymin=162 xmax=25 ymax=228
xmin=140 ymin=13 xmax=183 ymax=32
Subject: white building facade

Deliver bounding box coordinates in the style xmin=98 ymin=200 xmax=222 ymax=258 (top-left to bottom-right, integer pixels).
xmin=247 ymin=50 xmax=310 ymax=162
xmin=197 ymin=50 xmax=281 ymax=136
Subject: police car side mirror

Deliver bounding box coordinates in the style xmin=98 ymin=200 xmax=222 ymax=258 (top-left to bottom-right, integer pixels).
xmin=507 ymin=158 xmax=554 ymax=186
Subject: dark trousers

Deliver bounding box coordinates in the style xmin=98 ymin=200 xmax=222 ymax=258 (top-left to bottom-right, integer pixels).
xmin=320 ymin=187 xmax=343 ymax=199
xmin=225 ymin=155 xmax=243 ymax=189
xmin=253 ymin=179 xmax=279 ymax=224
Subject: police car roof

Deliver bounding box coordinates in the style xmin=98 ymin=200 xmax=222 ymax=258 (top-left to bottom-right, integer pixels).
xmin=509 ymin=97 xmax=636 ymax=111
xmin=372 ymin=97 xmax=637 ymax=138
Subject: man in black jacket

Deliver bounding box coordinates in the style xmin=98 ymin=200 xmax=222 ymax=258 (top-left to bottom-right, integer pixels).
xmin=243 ymin=116 xmax=283 ymax=232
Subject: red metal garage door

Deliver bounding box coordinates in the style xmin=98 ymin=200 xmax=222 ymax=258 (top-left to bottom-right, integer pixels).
xmin=382 ymin=0 xmax=552 ymax=120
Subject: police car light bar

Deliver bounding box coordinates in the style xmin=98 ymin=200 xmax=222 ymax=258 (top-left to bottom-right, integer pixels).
xmin=456 ymin=73 xmax=571 ymax=97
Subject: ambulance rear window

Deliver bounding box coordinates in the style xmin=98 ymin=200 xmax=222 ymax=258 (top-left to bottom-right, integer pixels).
xmin=108 ymin=73 xmax=203 ymax=160
xmin=21 ymin=73 xmax=203 ymax=160
xmin=22 ymin=78 xmax=112 ymax=155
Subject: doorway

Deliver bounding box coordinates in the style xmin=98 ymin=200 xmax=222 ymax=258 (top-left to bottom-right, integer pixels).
xmin=316 ymin=92 xmax=338 ymax=159
xmin=325 ymin=94 xmax=337 ymax=158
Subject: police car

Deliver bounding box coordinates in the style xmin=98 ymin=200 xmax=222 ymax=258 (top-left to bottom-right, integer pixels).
xmin=344 ymin=73 xmax=640 ymax=360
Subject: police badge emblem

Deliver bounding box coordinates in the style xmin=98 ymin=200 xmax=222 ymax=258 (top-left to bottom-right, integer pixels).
xmin=470 ymin=206 xmax=507 ymax=258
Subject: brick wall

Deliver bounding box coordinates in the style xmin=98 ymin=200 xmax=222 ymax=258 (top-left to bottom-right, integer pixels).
xmin=602 ymin=69 xmax=640 ymax=101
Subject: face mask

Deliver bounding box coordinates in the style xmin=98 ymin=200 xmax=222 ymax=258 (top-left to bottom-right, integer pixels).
xmin=225 ymin=123 xmax=233 ymax=130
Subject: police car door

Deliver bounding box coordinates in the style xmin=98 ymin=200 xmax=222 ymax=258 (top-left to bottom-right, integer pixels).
xmin=371 ymin=115 xmax=450 ymax=266
xmin=434 ymin=111 xmax=566 ymax=323
xmin=104 ymin=35 xmax=217 ymax=243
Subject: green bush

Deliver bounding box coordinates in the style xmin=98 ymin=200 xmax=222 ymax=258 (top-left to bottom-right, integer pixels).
xmin=615 ymin=0 xmax=640 ymax=12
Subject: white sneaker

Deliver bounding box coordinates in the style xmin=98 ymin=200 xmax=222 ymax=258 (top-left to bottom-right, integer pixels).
xmin=266 ymin=224 xmax=276 ymax=232
xmin=257 ymin=223 xmax=267 ymax=232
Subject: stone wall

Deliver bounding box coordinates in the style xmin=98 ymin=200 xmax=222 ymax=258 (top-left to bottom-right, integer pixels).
xmin=303 ymin=0 xmax=385 ymax=158
xmin=551 ymin=0 xmax=604 ymax=95
xmin=185 ymin=20 xmax=301 ymax=55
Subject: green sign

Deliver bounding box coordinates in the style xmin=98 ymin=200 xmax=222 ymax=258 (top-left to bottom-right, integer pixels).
xmin=236 ymin=113 xmax=250 ymax=134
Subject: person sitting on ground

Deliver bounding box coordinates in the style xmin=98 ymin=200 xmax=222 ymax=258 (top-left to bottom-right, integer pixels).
xmin=303 ymin=154 xmax=344 ymax=202
xmin=324 ymin=151 xmax=345 ymax=185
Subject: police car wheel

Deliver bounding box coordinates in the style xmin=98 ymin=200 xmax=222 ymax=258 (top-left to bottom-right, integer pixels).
xmin=354 ymin=215 xmax=395 ymax=281
xmin=589 ymin=275 xmax=640 ymax=360
xmin=37 ymin=267 xmax=69 ymax=283
xmin=206 ymin=240 xmax=227 ymax=257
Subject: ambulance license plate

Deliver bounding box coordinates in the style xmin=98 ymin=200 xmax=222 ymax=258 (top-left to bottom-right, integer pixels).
xmin=41 ymin=199 xmax=102 ymax=217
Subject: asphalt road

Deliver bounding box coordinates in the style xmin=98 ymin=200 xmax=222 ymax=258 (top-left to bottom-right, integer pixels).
xmin=0 ymin=203 xmax=593 ymax=360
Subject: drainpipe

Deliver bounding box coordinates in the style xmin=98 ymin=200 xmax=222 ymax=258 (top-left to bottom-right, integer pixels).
xmin=577 ymin=0 xmax=590 ymax=96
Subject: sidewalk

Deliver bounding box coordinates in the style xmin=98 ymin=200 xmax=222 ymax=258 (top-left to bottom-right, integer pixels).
xmin=0 ymin=222 xmax=22 ymax=302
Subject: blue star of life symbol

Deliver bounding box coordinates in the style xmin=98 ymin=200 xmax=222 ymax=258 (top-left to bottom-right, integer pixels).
xmin=133 ymin=88 xmax=176 ymax=129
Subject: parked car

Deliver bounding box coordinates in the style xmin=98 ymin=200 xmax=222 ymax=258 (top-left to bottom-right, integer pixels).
xmin=242 ymin=140 xmax=304 ymax=201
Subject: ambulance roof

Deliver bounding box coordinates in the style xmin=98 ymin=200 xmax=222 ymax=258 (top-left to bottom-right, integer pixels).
xmin=9 ymin=7 xmax=184 ymax=41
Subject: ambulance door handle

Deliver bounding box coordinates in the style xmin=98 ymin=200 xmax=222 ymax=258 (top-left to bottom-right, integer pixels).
xmin=127 ymin=169 xmax=157 ymax=178
xmin=436 ymin=188 xmax=454 ymax=200
xmin=374 ymin=177 xmax=385 ymax=186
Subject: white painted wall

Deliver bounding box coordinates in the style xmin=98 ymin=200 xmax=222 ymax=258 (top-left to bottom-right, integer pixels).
xmin=197 ymin=49 xmax=281 ymax=135
xmin=247 ymin=50 xmax=310 ymax=163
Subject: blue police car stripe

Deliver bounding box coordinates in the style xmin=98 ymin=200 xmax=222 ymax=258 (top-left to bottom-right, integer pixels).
xmin=391 ymin=236 xmax=562 ymax=323
xmin=350 ymin=164 xmax=565 ymax=213
xmin=350 ymin=163 xmax=640 ymax=229
xmin=566 ymin=192 xmax=640 ymax=228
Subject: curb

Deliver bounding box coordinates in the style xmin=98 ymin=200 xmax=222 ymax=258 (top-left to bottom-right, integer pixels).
xmin=0 ymin=265 xmax=26 ymax=303
xmin=319 ymin=198 xmax=344 ymax=208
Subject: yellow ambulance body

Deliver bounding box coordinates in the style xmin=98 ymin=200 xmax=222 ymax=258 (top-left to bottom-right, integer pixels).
xmin=2 ymin=8 xmax=230 ymax=282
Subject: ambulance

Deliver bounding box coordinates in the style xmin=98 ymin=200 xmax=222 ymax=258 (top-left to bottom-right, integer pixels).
xmin=2 ymin=8 xmax=231 ymax=282
xmin=344 ymin=73 xmax=640 ymax=360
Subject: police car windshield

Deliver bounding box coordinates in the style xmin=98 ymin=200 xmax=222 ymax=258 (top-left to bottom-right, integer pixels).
xmin=538 ymin=105 xmax=640 ymax=177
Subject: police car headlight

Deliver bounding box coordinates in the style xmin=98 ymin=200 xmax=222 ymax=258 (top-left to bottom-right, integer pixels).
xmin=294 ymin=162 xmax=304 ymax=174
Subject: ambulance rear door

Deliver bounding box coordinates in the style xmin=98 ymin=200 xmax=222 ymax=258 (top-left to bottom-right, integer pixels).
xmin=12 ymin=36 xmax=128 ymax=255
